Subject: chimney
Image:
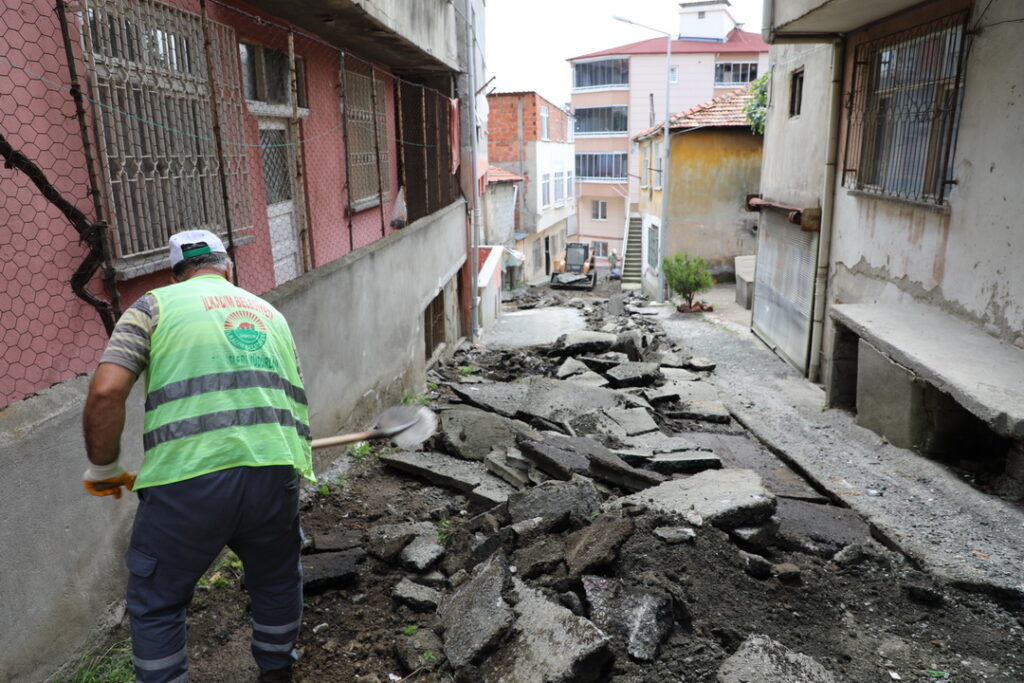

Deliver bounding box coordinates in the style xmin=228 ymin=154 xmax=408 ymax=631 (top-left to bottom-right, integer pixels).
xmin=678 ymin=0 xmax=737 ymax=42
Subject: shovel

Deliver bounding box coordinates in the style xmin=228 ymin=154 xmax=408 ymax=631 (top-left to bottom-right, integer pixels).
xmin=310 ymin=405 xmax=437 ymax=451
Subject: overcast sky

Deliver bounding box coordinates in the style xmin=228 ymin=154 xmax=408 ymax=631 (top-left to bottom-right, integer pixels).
xmin=484 ymin=0 xmax=765 ymax=107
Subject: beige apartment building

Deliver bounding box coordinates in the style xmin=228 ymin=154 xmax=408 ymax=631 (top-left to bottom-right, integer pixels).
xmin=568 ymin=0 xmax=767 ymax=269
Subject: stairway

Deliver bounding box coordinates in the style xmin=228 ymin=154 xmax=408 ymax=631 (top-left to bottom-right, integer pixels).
xmin=621 ymin=216 xmax=643 ymax=287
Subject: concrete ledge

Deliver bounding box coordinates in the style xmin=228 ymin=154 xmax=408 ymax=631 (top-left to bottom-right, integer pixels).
xmin=831 ymin=303 xmax=1024 ymax=439
xmin=734 ymin=255 xmax=755 ymax=310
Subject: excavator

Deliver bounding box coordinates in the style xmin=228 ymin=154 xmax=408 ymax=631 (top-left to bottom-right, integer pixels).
xmin=549 ymin=242 xmax=596 ymax=291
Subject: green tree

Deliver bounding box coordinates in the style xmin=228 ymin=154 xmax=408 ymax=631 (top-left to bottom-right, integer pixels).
xmin=663 ymin=252 xmax=714 ymax=309
xmin=744 ymin=73 xmax=769 ymax=135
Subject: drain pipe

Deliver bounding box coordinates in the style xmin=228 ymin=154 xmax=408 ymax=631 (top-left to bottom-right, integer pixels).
xmin=807 ymin=39 xmax=844 ymax=383
xmin=464 ymin=0 xmax=481 ymax=342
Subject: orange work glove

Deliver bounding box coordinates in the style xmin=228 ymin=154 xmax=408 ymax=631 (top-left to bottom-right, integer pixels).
xmin=83 ymin=461 xmax=137 ymax=499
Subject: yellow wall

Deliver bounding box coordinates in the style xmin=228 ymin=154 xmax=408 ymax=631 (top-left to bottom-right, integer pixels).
xmin=639 ymin=127 xmax=762 ymax=276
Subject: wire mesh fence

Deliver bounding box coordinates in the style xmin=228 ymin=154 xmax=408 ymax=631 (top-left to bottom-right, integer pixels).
xmin=0 ymin=0 xmax=461 ymax=408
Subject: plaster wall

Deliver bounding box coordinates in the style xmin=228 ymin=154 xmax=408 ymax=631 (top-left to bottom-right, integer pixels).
xmin=639 ymin=128 xmax=762 ymax=277
xmin=824 ymin=0 xmax=1024 ymax=371
xmin=520 ymin=219 xmax=568 ymax=283
xmin=483 ymin=182 xmax=518 ymax=245
xmin=529 ymin=139 xmax=576 ymax=233
xmin=0 ymin=200 xmax=467 ymax=681
xmin=355 ymin=0 xmax=459 ymax=70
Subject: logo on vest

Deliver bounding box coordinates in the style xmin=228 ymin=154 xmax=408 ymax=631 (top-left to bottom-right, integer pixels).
xmin=223 ymin=310 xmax=268 ymax=351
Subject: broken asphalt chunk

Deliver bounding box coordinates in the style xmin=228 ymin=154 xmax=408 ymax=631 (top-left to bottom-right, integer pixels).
xmin=556 ymin=357 xmax=590 ymax=378
xmin=620 ymin=451 xmax=723 ymax=475
xmin=309 ymin=528 xmax=363 ymax=553
xmin=511 ymin=535 xmax=566 ymax=579
xmin=399 ymin=534 xmax=446 ymax=572
xmin=716 ymin=634 xmax=837 ymax=683
xmin=380 ymin=451 xmax=516 ymax=507
xmin=606 ymin=362 xmax=662 ymax=388
xmin=662 ymin=399 xmax=731 ymax=423
xmin=612 ymin=469 xmax=776 ymax=530
xmin=565 ymin=515 xmax=635 ymax=577
xmin=587 ymin=447 xmax=666 ymax=492
xmin=517 ymin=431 xmax=591 ymax=480
xmin=392 ymin=577 xmax=441 ymax=612
xmin=558 ymin=330 xmax=617 ymax=355
xmin=480 ymin=579 xmax=612 ymax=682
xmin=301 ymin=549 xmax=366 ymax=593
xmin=366 ymin=521 xmax=435 ymax=562
xmin=507 ymin=476 xmax=601 ymax=528
xmin=603 ymin=407 xmax=659 ymax=436
xmin=685 ymin=356 xmax=717 ymax=372
xmin=439 ymin=554 xmax=515 ymax=669
xmin=581 ymin=575 xmax=673 ymax=662
xmin=439 ymin=406 xmax=537 ymax=461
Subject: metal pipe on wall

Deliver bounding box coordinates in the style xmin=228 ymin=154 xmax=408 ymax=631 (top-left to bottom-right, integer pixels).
xmin=807 ymin=40 xmax=844 ymax=383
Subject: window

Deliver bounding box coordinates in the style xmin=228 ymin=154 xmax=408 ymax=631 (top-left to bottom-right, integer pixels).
xmin=647 ymin=224 xmax=659 ymax=268
xmin=540 ymin=105 xmax=550 ymax=140
xmin=424 ymin=290 xmax=445 ymax=359
xmin=715 ymin=62 xmax=758 ymax=86
xmin=591 ymin=200 xmax=608 ymax=221
xmin=554 ymin=171 xmax=565 ymax=204
xmin=789 ymin=69 xmax=804 ymax=117
xmin=591 ymin=241 xmax=609 ymax=257
xmin=653 ymin=142 xmax=663 ymax=190
xmin=697 ymin=11 xmax=706 ymax=19
xmin=240 ymin=42 xmax=306 ymax=107
xmin=575 ymin=153 xmax=628 ymax=181
xmin=574 ymin=106 xmax=628 ymax=135
xmin=83 ymin=0 xmax=248 ymax=257
xmin=573 ymin=58 xmax=629 ymax=89
xmin=641 ymin=144 xmax=651 ymax=188
xmin=541 ymin=174 xmax=551 ymax=206
xmin=566 ymin=172 xmax=574 ymax=202
xmin=669 ymin=66 xmax=679 ymax=84
xmin=843 ymin=11 xmax=968 ymax=204
xmin=345 ymin=68 xmax=391 ymax=211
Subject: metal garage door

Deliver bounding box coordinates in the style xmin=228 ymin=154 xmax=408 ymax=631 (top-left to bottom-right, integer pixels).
xmin=751 ymin=214 xmax=819 ymax=374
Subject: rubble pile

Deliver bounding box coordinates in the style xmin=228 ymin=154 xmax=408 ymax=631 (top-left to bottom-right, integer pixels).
xmin=281 ymin=288 xmax=1024 ymax=682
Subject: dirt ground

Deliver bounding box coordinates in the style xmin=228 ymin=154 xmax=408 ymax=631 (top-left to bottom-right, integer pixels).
xmin=77 ymin=279 xmax=1024 ymax=682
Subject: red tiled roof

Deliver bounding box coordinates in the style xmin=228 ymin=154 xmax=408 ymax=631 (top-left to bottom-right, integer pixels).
xmin=486 ymin=165 xmax=524 ymax=183
xmin=568 ymin=29 xmax=767 ymax=62
xmin=634 ymin=85 xmax=757 ymax=140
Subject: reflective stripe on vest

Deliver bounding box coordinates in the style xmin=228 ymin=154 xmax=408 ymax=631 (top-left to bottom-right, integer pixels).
xmin=136 ymin=275 xmax=313 ymax=489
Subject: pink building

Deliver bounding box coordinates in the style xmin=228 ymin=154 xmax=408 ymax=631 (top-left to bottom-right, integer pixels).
xmin=568 ymin=0 xmax=767 ymax=282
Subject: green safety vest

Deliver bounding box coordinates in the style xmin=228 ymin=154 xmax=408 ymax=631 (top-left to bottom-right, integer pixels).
xmin=135 ymin=274 xmax=314 ymax=489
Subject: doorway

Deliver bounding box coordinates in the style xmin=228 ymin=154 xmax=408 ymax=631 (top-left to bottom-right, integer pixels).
xmin=258 ymin=119 xmax=303 ymax=286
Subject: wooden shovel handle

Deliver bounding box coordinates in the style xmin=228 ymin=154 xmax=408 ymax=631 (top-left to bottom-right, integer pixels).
xmin=310 ymin=430 xmax=376 ymax=450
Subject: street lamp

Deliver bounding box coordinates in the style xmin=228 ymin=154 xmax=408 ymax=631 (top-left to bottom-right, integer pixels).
xmin=613 ymin=15 xmax=672 ymax=303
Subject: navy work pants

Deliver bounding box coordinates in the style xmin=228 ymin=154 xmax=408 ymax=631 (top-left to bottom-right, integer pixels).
xmin=125 ymin=465 xmax=303 ymax=682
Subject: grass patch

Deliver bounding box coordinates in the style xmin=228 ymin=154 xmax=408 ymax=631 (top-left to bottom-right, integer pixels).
xmin=51 ymin=638 xmax=134 ymax=683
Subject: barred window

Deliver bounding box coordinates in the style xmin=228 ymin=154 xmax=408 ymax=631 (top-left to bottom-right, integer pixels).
xmin=82 ymin=0 xmax=243 ymax=257
xmin=573 ymin=58 xmax=629 ymax=89
xmin=843 ymin=12 xmax=967 ymax=204
xmin=715 ymin=62 xmax=758 ymax=86
xmin=345 ymin=69 xmax=391 ymax=211
xmin=240 ymin=42 xmax=305 ymax=107
xmin=575 ymin=106 xmax=628 ymax=135
xmin=575 ymin=153 xmax=628 ymax=181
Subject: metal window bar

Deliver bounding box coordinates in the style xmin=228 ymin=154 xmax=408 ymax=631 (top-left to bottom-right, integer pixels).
xmin=842 ymin=10 xmax=969 ymax=204
xmin=79 ymin=0 xmax=242 ymax=258
xmin=344 ymin=66 xmax=390 ymax=212
xmin=573 ymin=58 xmax=629 ymax=88
xmin=575 ymin=152 xmax=628 ymax=181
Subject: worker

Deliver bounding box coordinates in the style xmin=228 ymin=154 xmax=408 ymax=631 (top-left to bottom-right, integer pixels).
xmin=82 ymin=229 xmax=314 ymax=683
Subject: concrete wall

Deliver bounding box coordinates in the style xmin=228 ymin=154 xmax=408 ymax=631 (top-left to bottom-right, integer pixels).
xmin=639 ymin=128 xmax=762 ymax=278
xmin=0 ymin=200 xmax=467 ymax=681
xmin=822 ymin=0 xmax=1024 ymax=378
xmin=483 ymin=181 xmax=518 ymax=245
xmin=355 ymin=0 xmax=459 ymax=70
xmin=519 ymin=219 xmax=568 ymax=284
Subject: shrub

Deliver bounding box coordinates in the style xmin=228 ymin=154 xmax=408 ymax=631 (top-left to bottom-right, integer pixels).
xmin=663 ymin=252 xmax=714 ymax=308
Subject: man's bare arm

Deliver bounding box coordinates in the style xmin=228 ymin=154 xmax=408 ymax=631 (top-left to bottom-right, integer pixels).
xmin=83 ymin=363 xmax=138 ymax=466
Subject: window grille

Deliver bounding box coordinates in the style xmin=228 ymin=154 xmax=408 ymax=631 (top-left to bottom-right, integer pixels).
xmin=575 ymin=153 xmax=628 ymax=181
xmin=424 ymin=290 xmax=445 ymax=359
xmin=541 ymin=174 xmax=551 ymax=206
xmin=843 ymin=11 xmax=968 ymax=204
xmin=554 ymin=171 xmax=565 ymax=203
xmin=260 ymin=129 xmax=292 ymax=204
xmin=574 ymin=106 xmax=628 ymax=135
xmin=591 ymin=200 xmax=607 ymax=220
xmin=240 ymin=43 xmax=305 ymax=107
xmin=715 ymin=62 xmax=758 ymax=86
xmin=573 ymin=58 xmax=629 ymax=89
xmin=345 ymin=68 xmax=390 ymax=211
xmin=80 ymin=0 xmax=246 ymax=257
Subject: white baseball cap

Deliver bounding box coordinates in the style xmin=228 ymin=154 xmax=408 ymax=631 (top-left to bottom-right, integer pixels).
xmin=168 ymin=230 xmax=227 ymax=267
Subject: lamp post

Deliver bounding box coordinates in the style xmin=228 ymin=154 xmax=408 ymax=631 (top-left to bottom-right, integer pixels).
xmin=613 ymin=15 xmax=672 ymax=303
